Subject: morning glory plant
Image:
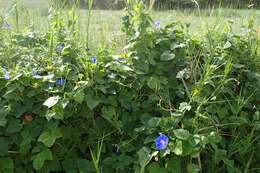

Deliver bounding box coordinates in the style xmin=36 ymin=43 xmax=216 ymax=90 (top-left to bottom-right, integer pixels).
xmin=155 ymin=134 xmax=169 ymax=150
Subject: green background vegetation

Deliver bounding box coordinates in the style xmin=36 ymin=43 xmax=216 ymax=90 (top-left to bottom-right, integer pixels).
xmin=0 ymin=0 xmax=260 ymax=48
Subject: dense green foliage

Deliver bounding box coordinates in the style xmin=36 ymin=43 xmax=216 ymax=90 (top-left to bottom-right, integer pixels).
xmin=153 ymin=0 xmax=260 ymax=9
xmin=0 ymin=1 xmax=260 ymax=173
xmin=54 ymin=0 xmax=260 ymax=9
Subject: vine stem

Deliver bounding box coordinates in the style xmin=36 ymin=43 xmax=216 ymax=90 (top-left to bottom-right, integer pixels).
xmin=198 ymin=154 xmax=202 ymax=172
xmin=244 ymin=151 xmax=254 ymax=173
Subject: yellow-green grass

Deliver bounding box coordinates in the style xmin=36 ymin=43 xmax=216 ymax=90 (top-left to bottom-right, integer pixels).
xmin=1 ymin=0 xmax=259 ymax=48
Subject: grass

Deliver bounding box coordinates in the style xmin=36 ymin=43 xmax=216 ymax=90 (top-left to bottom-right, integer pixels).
xmin=0 ymin=0 xmax=260 ymax=48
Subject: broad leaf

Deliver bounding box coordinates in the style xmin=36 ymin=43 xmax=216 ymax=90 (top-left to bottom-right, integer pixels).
xmin=173 ymin=129 xmax=191 ymax=140
xmin=166 ymin=157 xmax=181 ymax=173
xmin=33 ymin=149 xmax=53 ymax=170
xmin=173 ymin=140 xmax=183 ymax=155
xmin=147 ymin=76 xmax=161 ymax=91
xmin=38 ymin=128 xmax=62 ymax=147
xmin=43 ymin=96 xmax=60 ymax=108
xmin=74 ymin=91 xmax=85 ymax=104
xmin=0 ymin=157 xmax=14 ymax=173
xmin=160 ymin=51 xmax=175 ymax=61
xmin=85 ymin=93 xmax=100 ymax=110
xmin=77 ymin=159 xmax=95 ymax=173
xmin=148 ymin=163 xmax=168 ymax=173
xmin=179 ymin=102 xmax=191 ymax=112
xmin=138 ymin=147 xmax=158 ymax=172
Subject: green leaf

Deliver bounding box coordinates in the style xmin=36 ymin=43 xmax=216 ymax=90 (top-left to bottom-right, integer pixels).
xmin=77 ymin=159 xmax=95 ymax=173
xmin=74 ymin=91 xmax=85 ymax=104
xmin=62 ymin=159 xmax=77 ymax=172
xmin=38 ymin=128 xmax=62 ymax=147
xmin=38 ymin=131 xmax=55 ymax=147
xmin=187 ymin=164 xmax=200 ymax=173
xmin=173 ymin=140 xmax=183 ymax=155
xmin=0 ymin=157 xmax=14 ymax=173
xmin=171 ymin=43 xmax=186 ymax=49
xmin=6 ymin=119 xmax=22 ymax=133
xmin=179 ymin=102 xmax=191 ymax=112
xmin=43 ymin=96 xmax=60 ymax=108
xmin=188 ymin=135 xmax=201 ymax=147
xmin=166 ymin=157 xmax=181 ymax=173
xmin=137 ymin=147 xmax=158 ymax=171
xmin=147 ymin=117 xmax=161 ymax=127
xmin=176 ymin=68 xmax=190 ymax=79
xmin=0 ymin=137 xmax=10 ymax=156
xmin=0 ymin=157 xmax=14 ymax=169
xmin=45 ymin=111 xmax=56 ymax=121
xmin=0 ymin=108 xmax=7 ymax=127
xmin=101 ymin=106 xmax=122 ymax=130
xmin=20 ymin=138 xmax=32 ymax=155
xmin=12 ymin=103 xmax=26 ymax=118
xmin=160 ymin=51 xmax=175 ymax=61
xmin=147 ymin=76 xmax=161 ymax=91
xmin=173 ymin=129 xmax=191 ymax=140
xmin=85 ymin=93 xmax=100 ymax=110
xmin=33 ymin=149 xmax=53 ymax=170
xmin=223 ymin=41 xmax=232 ymax=49
xmin=0 ymin=118 xmax=7 ymax=127
xmin=182 ymin=141 xmax=193 ymax=155
xmin=118 ymin=155 xmax=133 ymax=167
xmin=148 ymin=163 xmax=168 ymax=173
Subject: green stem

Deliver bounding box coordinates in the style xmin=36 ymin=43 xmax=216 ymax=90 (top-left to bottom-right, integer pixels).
xmin=15 ymin=3 xmax=19 ymax=32
xmin=86 ymin=0 xmax=93 ymax=49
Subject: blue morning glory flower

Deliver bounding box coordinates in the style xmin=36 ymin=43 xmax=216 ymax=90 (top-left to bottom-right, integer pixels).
xmin=56 ymin=78 xmax=66 ymax=85
xmin=4 ymin=73 xmax=11 ymax=80
xmin=118 ymin=58 xmax=127 ymax=63
xmin=155 ymin=134 xmax=169 ymax=150
xmin=112 ymin=144 xmax=120 ymax=155
xmin=32 ymin=70 xmax=42 ymax=79
xmin=4 ymin=20 xmax=12 ymax=30
xmin=91 ymin=56 xmax=97 ymax=64
xmin=56 ymin=44 xmax=65 ymax=53
xmin=155 ymin=21 xmax=161 ymax=29
xmin=2 ymin=66 xmax=11 ymax=80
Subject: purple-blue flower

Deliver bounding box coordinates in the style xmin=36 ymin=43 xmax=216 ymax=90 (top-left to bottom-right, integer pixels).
xmin=155 ymin=21 xmax=161 ymax=29
xmin=56 ymin=78 xmax=66 ymax=85
xmin=4 ymin=20 xmax=12 ymax=30
xmin=32 ymin=70 xmax=41 ymax=79
xmin=4 ymin=73 xmax=11 ymax=80
xmin=118 ymin=58 xmax=127 ymax=63
xmin=91 ymin=56 xmax=97 ymax=64
xmin=112 ymin=144 xmax=120 ymax=155
xmin=2 ymin=66 xmax=11 ymax=80
xmin=155 ymin=134 xmax=169 ymax=150
xmin=56 ymin=44 xmax=65 ymax=53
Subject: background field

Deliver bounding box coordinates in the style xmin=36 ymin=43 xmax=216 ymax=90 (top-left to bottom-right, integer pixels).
xmin=1 ymin=0 xmax=260 ymax=48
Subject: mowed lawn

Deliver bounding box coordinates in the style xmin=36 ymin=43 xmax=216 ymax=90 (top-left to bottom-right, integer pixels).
xmin=1 ymin=0 xmax=260 ymax=47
